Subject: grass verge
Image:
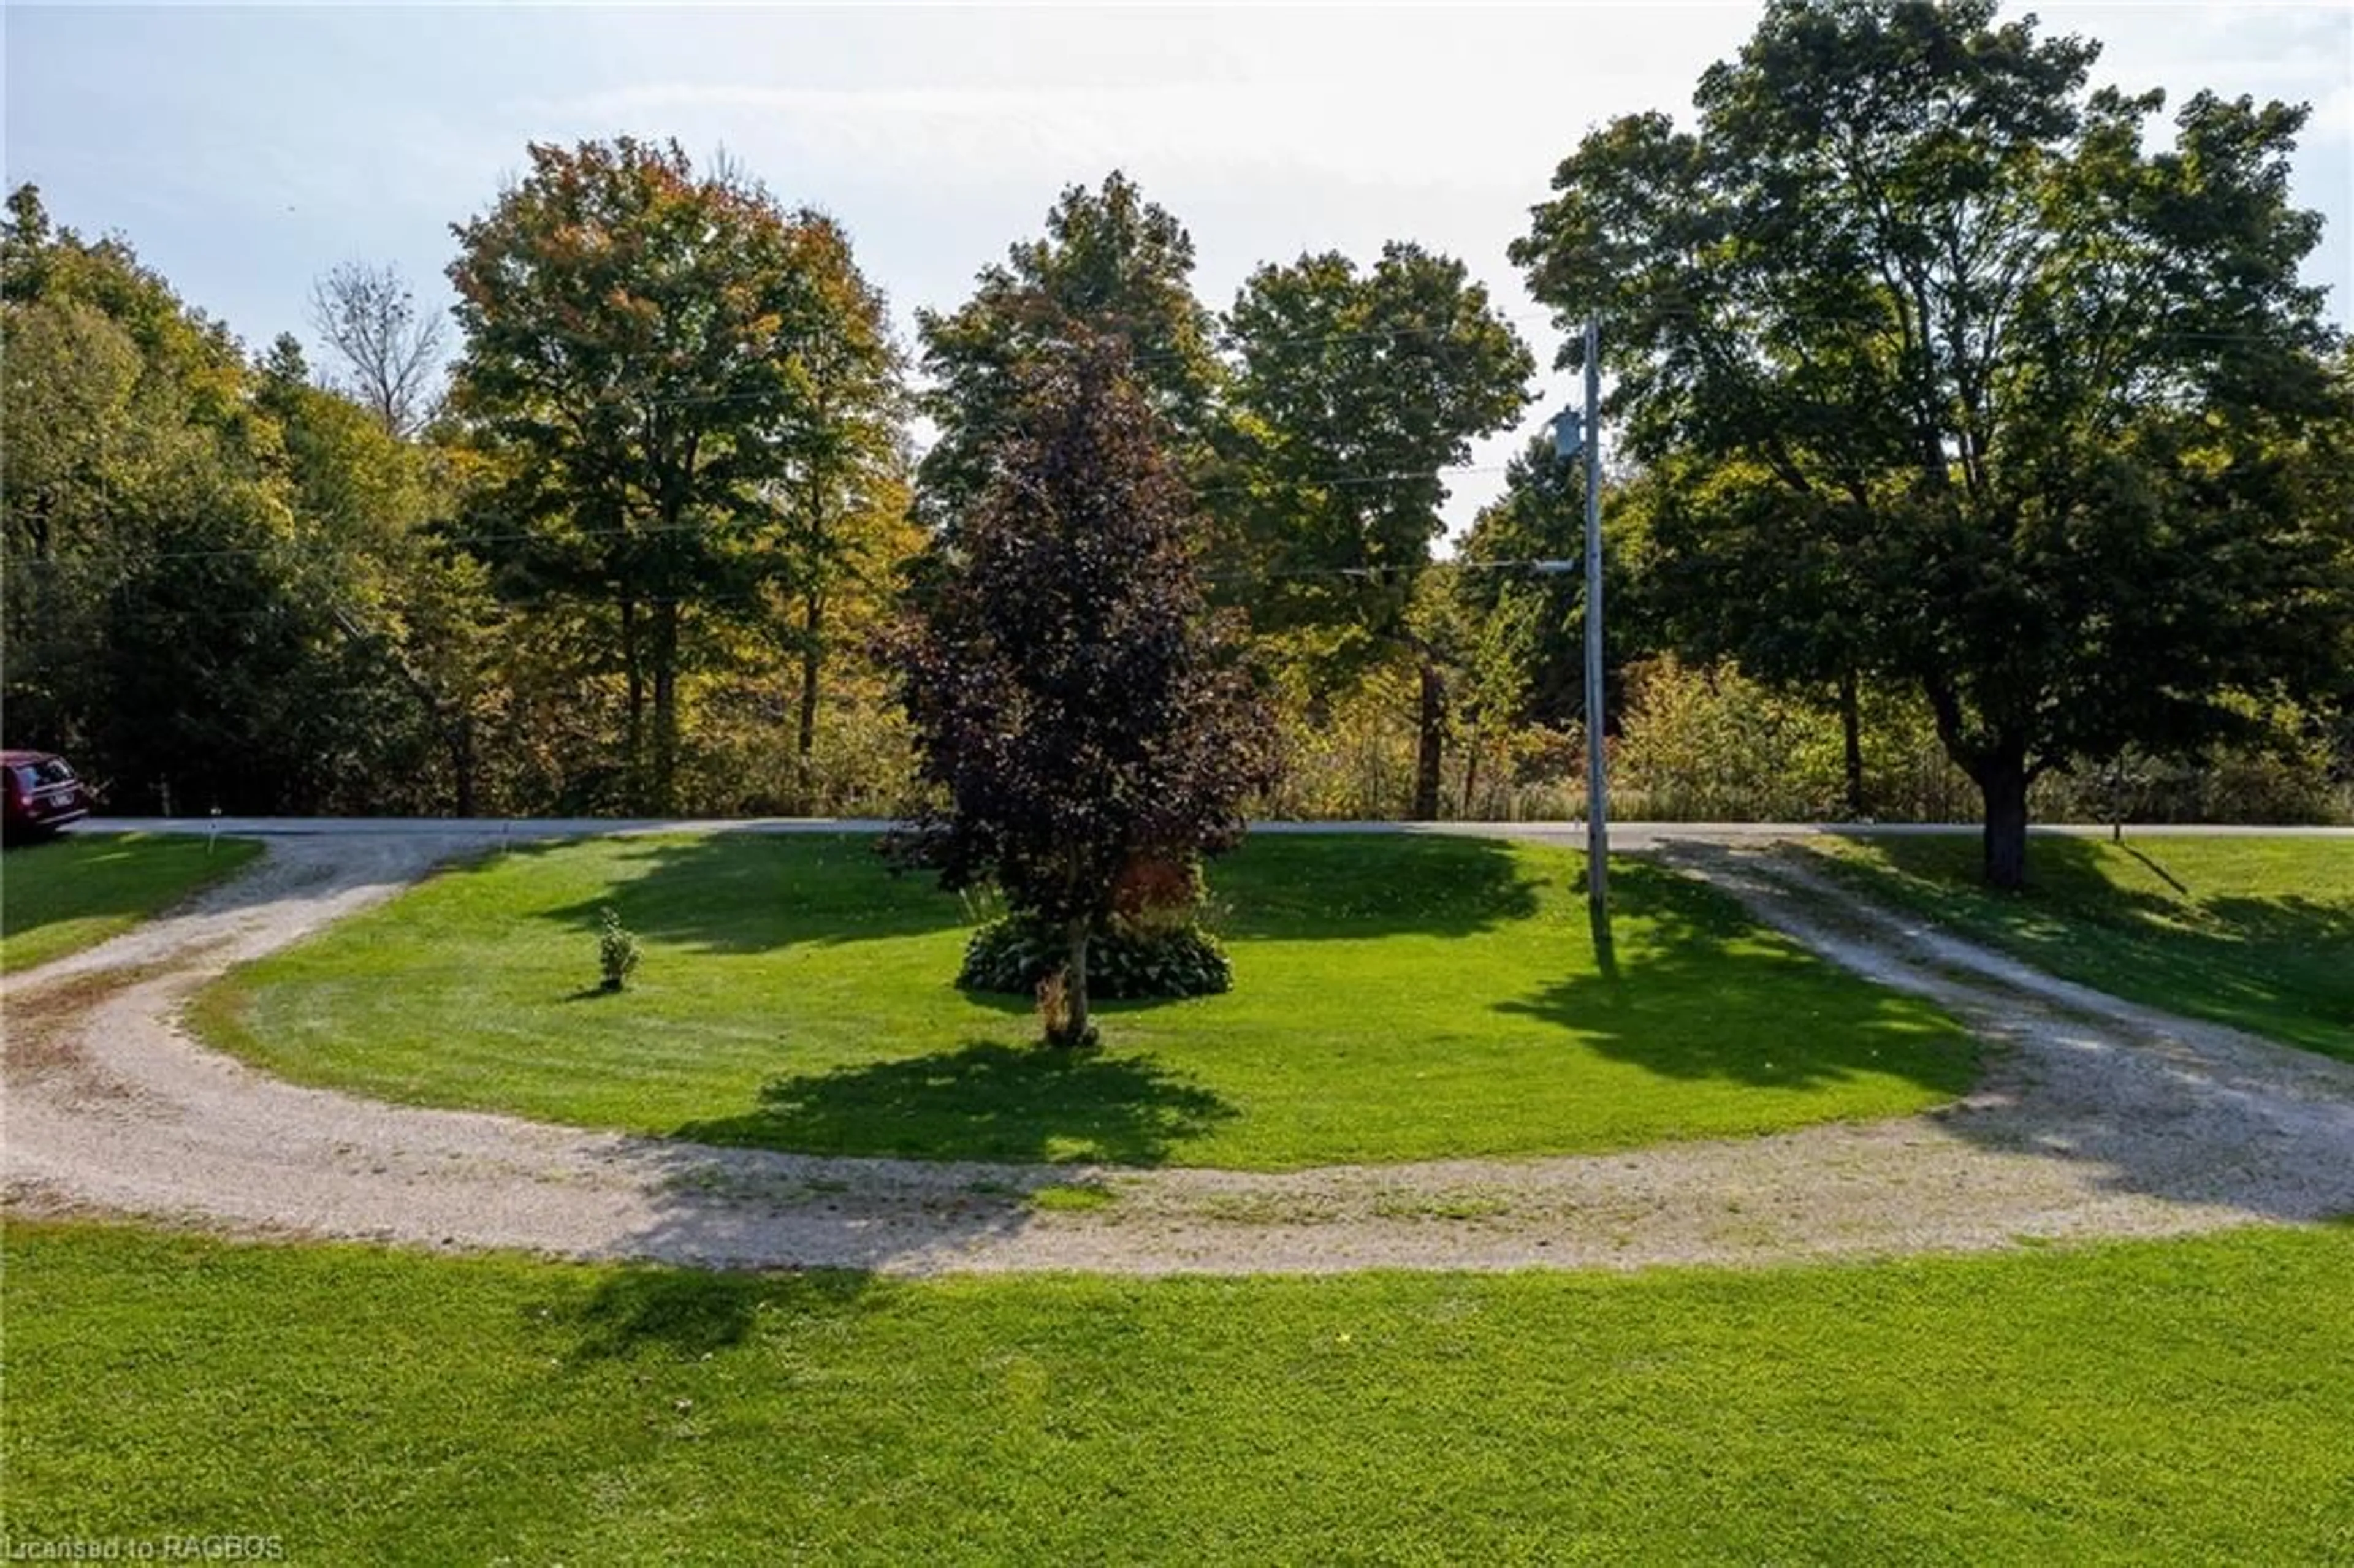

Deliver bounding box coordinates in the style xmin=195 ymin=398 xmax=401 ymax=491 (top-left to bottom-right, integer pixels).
xmin=6 ymin=1220 xmax=2350 ymax=1562
xmin=0 ymin=832 xmax=262 ymax=974
xmin=1807 ymin=834 xmax=2353 ymax=1059
xmin=193 ymin=833 xmax=1976 ymax=1169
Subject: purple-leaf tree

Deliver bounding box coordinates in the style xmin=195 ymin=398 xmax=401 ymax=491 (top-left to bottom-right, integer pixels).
xmin=889 ymin=337 xmax=1278 ymax=1048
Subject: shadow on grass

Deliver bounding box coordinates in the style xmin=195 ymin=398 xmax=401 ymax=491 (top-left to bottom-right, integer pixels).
xmin=556 ymin=1265 xmax=885 ymax=1362
xmin=1795 ymin=836 xmax=2354 ymax=1058
xmin=2121 ymin=843 xmax=2190 ymax=897
xmin=2201 ymin=892 xmax=2354 ymax=950
xmin=674 ymin=1040 xmax=1238 ymax=1166
xmin=535 ymin=832 xmax=971 ymax=956
xmin=1587 ymin=892 xmax=1620 ymax=983
xmin=529 ymin=829 xmax=1548 ymax=959
xmin=1 ymin=831 xmax=267 ymax=948
xmin=1210 ymin=833 xmax=1542 ymax=941
xmin=1496 ymin=860 xmax=1979 ymax=1095
xmin=527 ymin=1045 xmax=1225 ymax=1296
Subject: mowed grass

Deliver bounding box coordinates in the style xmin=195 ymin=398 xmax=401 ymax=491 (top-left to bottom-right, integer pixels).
xmin=1808 ymin=834 xmax=2354 ymax=1059
xmin=8 ymin=1221 xmax=2352 ymax=1562
xmin=0 ymin=831 xmax=262 ymax=974
xmin=194 ymin=833 xmax=1976 ymax=1170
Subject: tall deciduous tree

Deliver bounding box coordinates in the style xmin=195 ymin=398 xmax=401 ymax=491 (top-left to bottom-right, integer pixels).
xmin=777 ymin=214 xmax=912 ymax=805
xmin=891 ymin=340 xmax=1278 ymax=1048
xmin=257 ymin=343 xmax=505 ymax=815
xmin=448 ymin=139 xmax=855 ymax=812
xmin=1452 ymin=436 xmax=1661 ymax=737
xmin=3 ymin=186 xmax=378 ymax=815
xmin=1514 ymin=0 xmax=2352 ymax=885
xmin=1222 ymin=243 xmax=1532 ymax=818
xmin=915 ymin=172 xmax=1222 ymax=533
xmin=310 ymin=261 xmax=446 ymax=438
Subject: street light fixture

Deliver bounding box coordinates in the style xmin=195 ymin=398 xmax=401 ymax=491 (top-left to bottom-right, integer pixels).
xmin=1550 ymin=407 xmax=1584 ymax=463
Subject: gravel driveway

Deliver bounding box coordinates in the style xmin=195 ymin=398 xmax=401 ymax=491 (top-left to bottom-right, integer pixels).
xmin=5 ymin=829 xmax=2350 ymax=1274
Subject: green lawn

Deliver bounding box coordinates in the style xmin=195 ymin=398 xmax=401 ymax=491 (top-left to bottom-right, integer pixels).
xmin=7 ymin=1220 xmax=2350 ymax=1562
xmin=0 ymin=831 xmax=262 ymax=974
xmin=1808 ymin=834 xmax=2354 ymax=1059
xmin=193 ymin=833 xmax=1977 ymax=1170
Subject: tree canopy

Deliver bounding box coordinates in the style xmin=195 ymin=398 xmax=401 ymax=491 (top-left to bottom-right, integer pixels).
xmin=1452 ymin=436 xmax=1661 ymax=736
xmin=1222 ymin=242 xmax=1533 ymax=816
xmin=446 ymin=138 xmax=906 ymax=812
xmin=891 ymin=340 xmax=1277 ymax=1046
xmin=1514 ymin=0 xmax=2353 ymax=883
xmin=6 ymin=43 xmax=2348 ymax=841
xmin=3 ymin=186 xmax=390 ymax=813
xmin=915 ymin=171 xmax=1223 ymax=533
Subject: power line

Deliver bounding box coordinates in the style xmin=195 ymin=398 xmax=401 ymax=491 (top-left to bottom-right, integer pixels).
xmin=12 ymin=548 xmax=1585 ymax=633
xmin=438 ymin=313 xmax=1564 ymax=412
xmin=444 ymin=308 xmax=2323 ymax=409
xmin=17 ymin=281 xmax=2331 ymax=574
xmin=2 ymin=462 xmax=1518 ymax=571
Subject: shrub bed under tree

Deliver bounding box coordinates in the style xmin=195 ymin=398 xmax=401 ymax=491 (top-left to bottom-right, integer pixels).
xmin=958 ymin=913 xmax=1232 ymax=1000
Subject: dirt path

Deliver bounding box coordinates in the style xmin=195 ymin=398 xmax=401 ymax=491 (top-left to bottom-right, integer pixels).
xmin=5 ymin=831 xmax=2350 ymax=1274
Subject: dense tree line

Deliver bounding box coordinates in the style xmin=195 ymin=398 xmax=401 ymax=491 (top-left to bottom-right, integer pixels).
xmin=6 ymin=0 xmax=2352 ymax=887
xmin=4 ymin=158 xmax=918 ymax=819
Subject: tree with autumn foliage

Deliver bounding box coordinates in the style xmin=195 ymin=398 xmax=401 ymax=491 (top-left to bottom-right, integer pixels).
xmin=775 ymin=214 xmax=912 ymax=807
xmin=891 ymin=339 xmax=1278 ymax=1048
xmin=447 ymin=139 xmax=907 ymax=813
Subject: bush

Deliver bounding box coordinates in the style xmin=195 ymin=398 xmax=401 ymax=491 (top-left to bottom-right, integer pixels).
xmin=959 ymin=914 xmax=1232 ymax=1000
xmin=1612 ymin=655 xmax=1980 ymax=823
xmin=2035 ymin=742 xmax=2348 ymax=826
xmin=597 ymin=906 xmax=641 ymax=991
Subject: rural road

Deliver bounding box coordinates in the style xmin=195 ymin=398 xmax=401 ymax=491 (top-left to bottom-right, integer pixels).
xmin=73 ymin=815 xmax=2354 ymax=842
xmin=4 ymin=821 xmax=2352 ymax=1274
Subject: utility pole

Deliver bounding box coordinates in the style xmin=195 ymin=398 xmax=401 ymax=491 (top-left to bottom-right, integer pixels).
xmin=1579 ymin=319 xmax=1607 ymax=913
xmin=1541 ymin=321 xmax=1609 ymax=915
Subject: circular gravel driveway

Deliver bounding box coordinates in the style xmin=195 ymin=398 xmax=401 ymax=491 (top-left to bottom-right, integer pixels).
xmin=6 ymin=824 xmax=2350 ymax=1274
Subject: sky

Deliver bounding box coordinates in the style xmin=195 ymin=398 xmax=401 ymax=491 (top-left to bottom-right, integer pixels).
xmin=6 ymin=1 xmax=2350 ymax=537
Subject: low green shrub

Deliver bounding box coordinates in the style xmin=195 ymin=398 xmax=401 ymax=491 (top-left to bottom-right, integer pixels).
xmin=597 ymin=907 xmax=641 ymax=991
xmin=959 ymin=914 xmax=1232 ymax=1000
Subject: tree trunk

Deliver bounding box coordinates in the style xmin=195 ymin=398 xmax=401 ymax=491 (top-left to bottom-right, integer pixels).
xmin=1412 ymin=660 xmax=1446 ymax=821
xmin=620 ymin=597 xmax=645 ymax=809
xmin=795 ymin=592 xmax=824 ymax=810
xmin=1839 ymin=669 xmax=1867 ymax=820
xmin=449 ymin=715 xmax=477 ymax=819
xmin=1978 ymin=747 xmax=2031 ymax=891
xmin=1057 ymin=918 xmax=1094 ymax=1048
xmin=649 ymin=601 xmax=680 ymax=816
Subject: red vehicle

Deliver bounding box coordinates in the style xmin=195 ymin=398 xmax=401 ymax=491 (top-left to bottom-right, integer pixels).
xmin=2 ymin=750 xmax=93 ymax=842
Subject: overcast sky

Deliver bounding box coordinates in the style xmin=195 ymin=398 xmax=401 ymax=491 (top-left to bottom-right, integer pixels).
xmin=7 ymin=2 xmax=2349 ymax=536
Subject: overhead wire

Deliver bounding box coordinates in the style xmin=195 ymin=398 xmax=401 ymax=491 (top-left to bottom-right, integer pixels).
xmin=35 ymin=548 xmax=1583 ymax=636
xmin=13 ymin=290 xmax=2332 ymax=575
xmin=1 ymin=454 xmax=1524 ymax=572
xmin=437 ymin=303 xmax=2322 ymax=409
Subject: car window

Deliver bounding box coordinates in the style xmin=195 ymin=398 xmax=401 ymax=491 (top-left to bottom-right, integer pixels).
xmin=31 ymin=758 xmax=75 ymax=786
